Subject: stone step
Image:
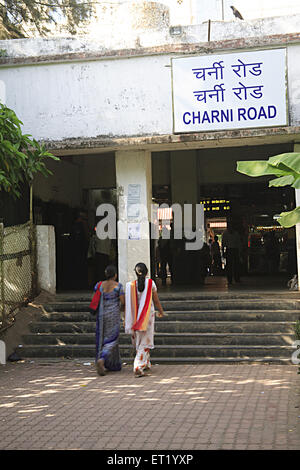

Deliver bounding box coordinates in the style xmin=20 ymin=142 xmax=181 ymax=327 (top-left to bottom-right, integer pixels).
xmin=15 ymin=343 xmax=294 ymax=359
xmin=16 ymin=291 xmax=299 ymax=364
xmin=21 ymin=332 xmax=296 ymax=346
xmin=43 ymin=298 xmax=300 ymax=312
xmin=29 ymin=320 xmax=296 ymax=334
xmin=53 ymin=291 xmax=300 ymax=302
xmin=37 ymin=310 xmax=300 ymax=322
xmin=162 ymin=300 xmax=300 ymax=311
xmin=155 ymin=321 xmax=296 ymax=334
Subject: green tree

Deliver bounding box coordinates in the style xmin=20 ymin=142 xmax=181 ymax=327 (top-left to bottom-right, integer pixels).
xmin=0 ymin=0 xmax=94 ymax=38
xmin=237 ymin=153 xmax=300 ymax=227
xmin=0 ymin=102 xmax=59 ymax=221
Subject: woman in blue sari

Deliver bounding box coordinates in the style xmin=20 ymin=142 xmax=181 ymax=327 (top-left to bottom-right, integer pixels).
xmin=92 ymin=265 xmax=125 ymax=376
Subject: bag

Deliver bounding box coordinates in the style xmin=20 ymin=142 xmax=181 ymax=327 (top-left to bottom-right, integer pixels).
xmin=89 ymin=281 xmax=102 ymax=314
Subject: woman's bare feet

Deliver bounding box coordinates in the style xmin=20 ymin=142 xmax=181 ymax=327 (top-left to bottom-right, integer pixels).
xmin=134 ymin=368 xmax=145 ymax=378
xmin=96 ymin=358 xmax=106 ymax=376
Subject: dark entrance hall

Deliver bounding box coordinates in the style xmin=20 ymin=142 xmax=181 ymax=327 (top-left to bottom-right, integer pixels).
xmin=152 ymin=143 xmax=297 ymax=291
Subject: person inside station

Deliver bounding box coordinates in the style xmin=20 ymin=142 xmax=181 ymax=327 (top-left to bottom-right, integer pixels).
xmin=222 ymin=219 xmax=242 ymax=285
xmin=158 ymin=224 xmax=173 ymax=286
xmin=210 ymin=235 xmax=223 ymax=275
xmin=70 ymin=210 xmax=90 ymax=289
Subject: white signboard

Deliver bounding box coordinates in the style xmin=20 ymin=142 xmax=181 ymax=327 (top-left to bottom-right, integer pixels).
xmin=172 ymin=48 xmax=287 ymax=133
xmin=127 ymin=184 xmax=141 ymax=219
xmin=128 ymin=223 xmax=141 ymax=240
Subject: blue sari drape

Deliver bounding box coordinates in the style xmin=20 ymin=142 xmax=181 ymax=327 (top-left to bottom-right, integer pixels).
xmin=95 ymin=282 xmax=123 ymax=371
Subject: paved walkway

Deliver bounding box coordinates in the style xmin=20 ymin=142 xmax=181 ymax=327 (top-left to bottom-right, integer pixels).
xmin=0 ymin=361 xmax=300 ymax=450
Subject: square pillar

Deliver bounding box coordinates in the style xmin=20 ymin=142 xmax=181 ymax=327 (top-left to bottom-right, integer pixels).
xmin=36 ymin=225 xmax=56 ymax=294
xmin=115 ymin=150 xmax=152 ymax=287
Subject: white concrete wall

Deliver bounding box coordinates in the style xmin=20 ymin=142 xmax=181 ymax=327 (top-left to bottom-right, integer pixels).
xmin=1 ymin=41 xmax=300 ymax=144
xmin=287 ymin=45 xmax=300 ymax=127
xmin=1 ymin=54 xmax=172 ymax=141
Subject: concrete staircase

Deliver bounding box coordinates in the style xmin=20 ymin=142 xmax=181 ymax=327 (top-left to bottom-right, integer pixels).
xmin=16 ymin=291 xmax=300 ymax=364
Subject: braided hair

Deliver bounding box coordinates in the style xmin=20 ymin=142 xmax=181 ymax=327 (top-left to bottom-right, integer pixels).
xmin=135 ymin=262 xmax=148 ymax=292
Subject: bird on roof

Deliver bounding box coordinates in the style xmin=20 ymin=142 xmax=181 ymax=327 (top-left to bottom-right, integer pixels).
xmin=230 ymin=6 xmax=244 ymax=20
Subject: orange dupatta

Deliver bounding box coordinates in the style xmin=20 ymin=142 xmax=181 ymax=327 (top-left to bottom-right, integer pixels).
xmin=131 ymin=279 xmax=153 ymax=331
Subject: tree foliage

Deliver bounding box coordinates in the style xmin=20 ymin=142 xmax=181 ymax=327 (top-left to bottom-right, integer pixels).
xmin=237 ymin=153 xmax=300 ymax=228
xmin=0 ymin=0 xmax=94 ymax=38
xmin=0 ymin=102 xmax=59 ymax=199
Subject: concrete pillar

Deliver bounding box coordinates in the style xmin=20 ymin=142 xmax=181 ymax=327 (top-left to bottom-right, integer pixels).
xmin=36 ymin=225 xmax=56 ymax=294
xmin=293 ymin=145 xmax=300 ymax=290
xmin=115 ymin=150 xmax=152 ymax=287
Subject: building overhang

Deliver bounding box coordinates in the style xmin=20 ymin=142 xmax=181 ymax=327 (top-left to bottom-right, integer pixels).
xmin=46 ymin=126 xmax=300 ymax=156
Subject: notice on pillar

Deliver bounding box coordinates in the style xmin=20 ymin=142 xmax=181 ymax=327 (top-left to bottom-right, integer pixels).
xmin=128 ymin=223 xmax=141 ymax=240
xmin=171 ymin=48 xmax=287 ymax=133
xmin=127 ymin=184 xmax=141 ymax=219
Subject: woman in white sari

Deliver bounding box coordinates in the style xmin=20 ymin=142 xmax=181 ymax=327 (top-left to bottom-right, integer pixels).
xmin=125 ymin=263 xmax=164 ymax=377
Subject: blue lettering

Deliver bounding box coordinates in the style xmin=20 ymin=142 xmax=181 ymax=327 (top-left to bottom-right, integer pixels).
xmin=238 ymin=108 xmax=247 ymax=120
xmin=247 ymin=107 xmax=257 ymax=120
xmin=183 ymin=112 xmax=191 ymax=125
xmin=211 ymin=110 xmax=220 ymax=123
xmin=220 ymin=109 xmax=231 ymax=122
xmin=192 ymin=112 xmax=201 ymax=124
xmin=268 ymin=105 xmax=277 ymax=118
xmin=258 ymin=106 xmax=267 ymax=119
xmin=202 ymin=111 xmax=211 ymax=123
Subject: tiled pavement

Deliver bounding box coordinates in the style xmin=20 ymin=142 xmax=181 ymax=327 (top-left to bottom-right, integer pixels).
xmin=0 ymin=360 xmax=300 ymax=450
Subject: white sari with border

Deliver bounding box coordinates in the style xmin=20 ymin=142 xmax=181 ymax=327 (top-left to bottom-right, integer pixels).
xmin=125 ymin=278 xmax=157 ymax=373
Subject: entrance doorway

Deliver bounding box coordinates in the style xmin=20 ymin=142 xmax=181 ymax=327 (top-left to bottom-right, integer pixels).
xmin=86 ymin=188 xmax=118 ymax=289
xmin=33 ymin=152 xmax=117 ymax=291
xmin=151 ymin=143 xmax=297 ymax=290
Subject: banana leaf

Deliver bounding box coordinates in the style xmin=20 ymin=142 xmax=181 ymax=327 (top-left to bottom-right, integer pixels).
xmin=237 ymin=152 xmax=300 ymax=228
xmin=268 ymin=153 xmax=300 ymax=174
xmin=277 ymin=207 xmax=300 ymax=228
xmin=236 ymin=160 xmax=289 ymax=178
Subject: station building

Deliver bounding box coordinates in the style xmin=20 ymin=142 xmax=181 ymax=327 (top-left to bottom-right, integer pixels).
xmin=0 ymin=3 xmax=300 ymax=292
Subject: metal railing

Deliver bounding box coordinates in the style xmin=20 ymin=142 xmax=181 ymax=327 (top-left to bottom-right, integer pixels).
xmin=0 ymin=221 xmax=36 ymax=332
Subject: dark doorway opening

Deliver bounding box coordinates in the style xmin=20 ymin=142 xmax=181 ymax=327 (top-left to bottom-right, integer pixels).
xmin=151 ymin=143 xmax=297 ymax=291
